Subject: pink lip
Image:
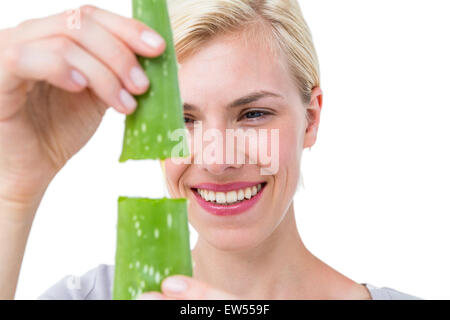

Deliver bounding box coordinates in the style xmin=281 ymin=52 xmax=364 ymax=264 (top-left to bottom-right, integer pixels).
xmin=191 ymin=181 xmax=265 ymax=192
xmin=191 ymin=183 xmax=266 ymax=216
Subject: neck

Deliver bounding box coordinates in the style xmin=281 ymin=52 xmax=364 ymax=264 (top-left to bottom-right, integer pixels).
xmin=191 ymin=203 xmax=319 ymax=299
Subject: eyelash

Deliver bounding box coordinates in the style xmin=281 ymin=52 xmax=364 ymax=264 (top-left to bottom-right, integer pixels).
xmin=239 ymin=109 xmax=272 ymax=121
xmin=184 ymin=109 xmax=272 ymax=124
xmin=184 ymin=116 xmax=195 ymax=124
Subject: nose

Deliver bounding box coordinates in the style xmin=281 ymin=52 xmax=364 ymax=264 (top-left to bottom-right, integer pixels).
xmin=201 ymin=160 xmax=243 ymax=176
xmin=190 ymin=122 xmax=244 ymax=175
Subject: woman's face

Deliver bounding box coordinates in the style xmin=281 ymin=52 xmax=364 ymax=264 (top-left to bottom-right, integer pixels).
xmin=164 ymin=32 xmax=315 ymax=251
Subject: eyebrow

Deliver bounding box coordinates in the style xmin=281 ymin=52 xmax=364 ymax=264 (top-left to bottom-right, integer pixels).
xmin=183 ymin=90 xmax=282 ymax=111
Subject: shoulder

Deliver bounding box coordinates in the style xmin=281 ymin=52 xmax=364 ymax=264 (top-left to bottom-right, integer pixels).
xmin=363 ymin=283 xmax=423 ymax=300
xmin=37 ymin=266 xmax=423 ymax=300
xmin=38 ymin=264 xmax=114 ymax=300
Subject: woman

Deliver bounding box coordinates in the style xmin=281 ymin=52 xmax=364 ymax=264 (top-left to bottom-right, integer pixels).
xmin=0 ymin=0 xmax=419 ymax=300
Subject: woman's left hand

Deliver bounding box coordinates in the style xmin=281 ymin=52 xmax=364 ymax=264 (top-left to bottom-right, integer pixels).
xmin=138 ymin=275 xmax=238 ymax=300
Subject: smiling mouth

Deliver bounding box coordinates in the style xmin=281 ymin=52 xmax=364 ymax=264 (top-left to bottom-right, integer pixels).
xmin=191 ymin=182 xmax=267 ymax=206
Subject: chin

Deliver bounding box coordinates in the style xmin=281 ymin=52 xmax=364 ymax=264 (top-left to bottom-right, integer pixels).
xmin=195 ymin=224 xmax=268 ymax=252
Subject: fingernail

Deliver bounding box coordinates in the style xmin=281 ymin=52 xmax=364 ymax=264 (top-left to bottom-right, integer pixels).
xmin=141 ymin=31 xmax=165 ymax=49
xmin=71 ymin=70 xmax=87 ymax=87
xmin=139 ymin=292 xmax=163 ymax=300
xmin=119 ymin=89 xmax=137 ymax=111
xmin=163 ymin=278 xmax=187 ymax=293
xmin=130 ymin=66 xmax=149 ymax=88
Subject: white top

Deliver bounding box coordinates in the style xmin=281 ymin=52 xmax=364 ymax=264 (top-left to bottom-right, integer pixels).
xmin=37 ymin=264 xmax=422 ymax=300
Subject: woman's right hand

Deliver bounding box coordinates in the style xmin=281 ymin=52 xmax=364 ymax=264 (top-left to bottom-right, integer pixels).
xmin=0 ymin=5 xmax=166 ymax=213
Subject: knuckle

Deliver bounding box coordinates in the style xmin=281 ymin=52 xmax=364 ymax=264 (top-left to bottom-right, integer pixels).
xmin=130 ymin=19 xmax=148 ymax=32
xmin=51 ymin=37 xmax=73 ymax=54
xmin=0 ymin=28 xmax=13 ymax=51
xmin=103 ymin=72 xmax=121 ymax=95
xmin=16 ymin=18 xmax=38 ymax=29
xmin=80 ymin=4 xmax=98 ymax=16
xmin=109 ymin=47 xmax=137 ymax=73
xmin=1 ymin=44 xmax=21 ymax=68
xmin=47 ymin=58 xmax=66 ymax=78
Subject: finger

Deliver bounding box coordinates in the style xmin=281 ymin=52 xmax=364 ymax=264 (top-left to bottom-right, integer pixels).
xmin=2 ymin=37 xmax=137 ymax=115
xmin=81 ymin=5 xmax=166 ymax=57
xmin=13 ymin=5 xmax=165 ymax=56
xmin=138 ymin=292 xmax=171 ymax=300
xmin=0 ymin=42 xmax=84 ymax=120
xmin=55 ymin=36 xmax=138 ymax=114
xmin=12 ymin=7 xmax=155 ymax=96
xmin=161 ymin=276 xmax=237 ymax=300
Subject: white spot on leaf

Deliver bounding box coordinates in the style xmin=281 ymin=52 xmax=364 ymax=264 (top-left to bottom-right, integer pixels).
xmin=136 ymin=288 xmax=142 ymax=298
xmin=167 ymin=213 xmax=172 ymax=228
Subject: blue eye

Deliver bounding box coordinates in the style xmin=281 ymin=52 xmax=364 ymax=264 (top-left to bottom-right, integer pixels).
xmin=242 ymin=110 xmax=270 ymax=120
xmin=245 ymin=111 xmax=263 ymax=118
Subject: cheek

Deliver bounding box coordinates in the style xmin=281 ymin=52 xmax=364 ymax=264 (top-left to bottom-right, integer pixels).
xmin=164 ymin=159 xmax=189 ymax=197
xmin=252 ymin=117 xmax=303 ymax=175
xmin=279 ymin=124 xmax=303 ymax=167
xmin=269 ymin=115 xmax=304 ymax=204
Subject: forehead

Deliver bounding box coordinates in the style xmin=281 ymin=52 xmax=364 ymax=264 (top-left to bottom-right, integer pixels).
xmin=178 ymin=33 xmax=297 ymax=107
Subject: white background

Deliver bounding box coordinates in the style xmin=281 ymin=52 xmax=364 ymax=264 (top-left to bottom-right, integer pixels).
xmin=0 ymin=0 xmax=449 ymax=300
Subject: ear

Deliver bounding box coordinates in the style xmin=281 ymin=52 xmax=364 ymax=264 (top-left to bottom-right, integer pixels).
xmin=303 ymin=86 xmax=323 ymax=149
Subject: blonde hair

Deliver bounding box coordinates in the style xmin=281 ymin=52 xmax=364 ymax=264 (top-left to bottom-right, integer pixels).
xmin=168 ymin=0 xmax=320 ymax=121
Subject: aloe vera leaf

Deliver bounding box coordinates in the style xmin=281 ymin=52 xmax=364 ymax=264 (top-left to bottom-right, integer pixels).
xmin=113 ymin=197 xmax=192 ymax=300
xmin=119 ymin=0 xmax=189 ymax=161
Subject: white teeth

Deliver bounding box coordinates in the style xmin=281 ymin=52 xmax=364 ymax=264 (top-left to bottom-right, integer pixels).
xmin=197 ymin=183 xmax=264 ymax=204
xmin=244 ymin=187 xmax=252 ymax=199
xmin=215 ymin=192 xmax=226 ymax=204
xmin=226 ymin=191 xmax=237 ymax=203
